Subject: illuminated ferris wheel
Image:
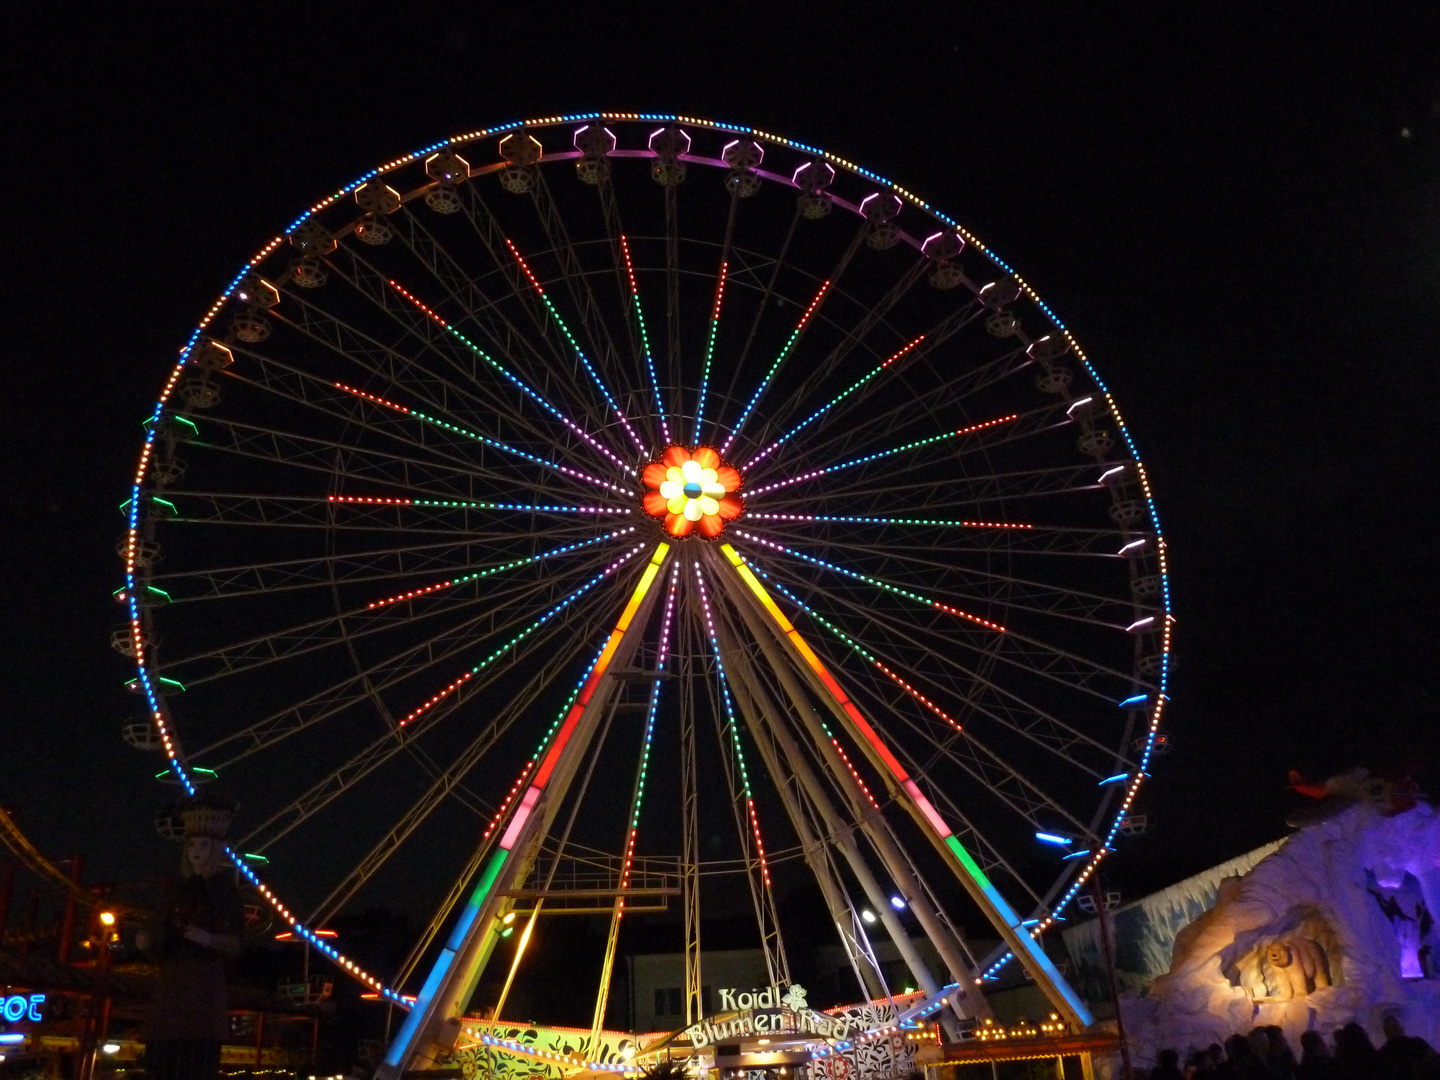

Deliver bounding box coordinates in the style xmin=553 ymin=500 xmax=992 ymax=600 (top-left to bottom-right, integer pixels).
xmin=118 ymin=113 xmax=1171 ymax=1073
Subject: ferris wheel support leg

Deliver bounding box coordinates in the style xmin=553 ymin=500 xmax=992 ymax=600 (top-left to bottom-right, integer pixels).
xmin=715 ymin=627 xmax=891 ymax=1005
xmin=711 ymin=565 xmax=975 ymax=1034
xmin=716 ymin=544 xmax=1094 ymax=1030
xmin=378 ymin=543 xmax=672 ymax=1080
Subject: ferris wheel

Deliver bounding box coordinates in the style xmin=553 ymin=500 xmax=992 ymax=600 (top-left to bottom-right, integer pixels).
xmin=118 ymin=113 xmax=1171 ymax=1072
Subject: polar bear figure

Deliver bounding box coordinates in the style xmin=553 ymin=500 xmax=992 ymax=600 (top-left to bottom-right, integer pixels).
xmin=1263 ymin=938 xmax=1331 ymax=999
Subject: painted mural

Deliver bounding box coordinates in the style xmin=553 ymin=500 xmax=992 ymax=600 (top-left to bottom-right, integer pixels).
xmin=454 ymin=1023 xmax=645 ymax=1080
xmin=805 ymin=1000 xmax=915 ymax=1080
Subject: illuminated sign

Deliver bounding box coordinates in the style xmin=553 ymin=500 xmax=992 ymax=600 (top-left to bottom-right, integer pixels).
xmin=685 ymin=984 xmax=854 ymax=1048
xmin=717 ymin=983 xmax=807 ymax=1012
xmin=1 ymin=993 xmax=45 ymax=1022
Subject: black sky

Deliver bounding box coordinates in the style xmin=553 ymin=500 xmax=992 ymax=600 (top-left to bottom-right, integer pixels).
xmin=4 ymin=3 xmax=1439 ymax=909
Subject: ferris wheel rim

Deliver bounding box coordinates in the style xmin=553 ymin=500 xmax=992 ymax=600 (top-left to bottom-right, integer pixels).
xmin=119 ymin=110 xmax=1173 ymax=1018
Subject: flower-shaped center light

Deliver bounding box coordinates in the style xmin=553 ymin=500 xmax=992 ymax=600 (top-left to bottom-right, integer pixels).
xmin=642 ymin=446 xmax=743 ymax=538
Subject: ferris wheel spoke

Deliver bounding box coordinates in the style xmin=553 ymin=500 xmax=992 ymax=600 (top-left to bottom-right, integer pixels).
xmin=202 ymin=394 xmax=611 ymax=504
xmin=192 ymin=561 xmax=620 ymax=768
xmin=767 ymin=391 xmax=1093 ymax=510
xmin=661 ymin=182 xmax=688 ymax=451
xmin=162 ymin=486 xmax=624 ymax=540
xmin=388 ymin=540 xmax=649 ymax=730
xmin=145 ymin=536 xmax=523 ymax=603
xmin=326 ymin=494 xmax=629 ymax=522
xmin=775 ymin=297 xmax=996 ymax=465
xmin=757 ymin=523 xmax=1138 ymax=630
xmin=758 ymin=460 xmax=1105 ymax=514
xmin=712 ymin=207 xmax=803 ymax=443
xmin=219 ymin=333 xmax=617 ymax=501
xmin=733 ymin=529 xmax=1006 ymax=631
xmin=303 ymin=638 xmax=595 ymax=927
xmin=746 ymin=514 xmax=1145 ymax=559
xmin=385 ymin=274 xmax=634 ymax=474
xmin=768 ymin=340 xmax=1032 ymax=479
xmin=617 ymin=234 xmax=669 ymax=443
xmin=744 ymin=332 xmax=928 ymax=472
xmin=232 ymin=354 xmax=622 ymax=498
xmin=744 ymin=411 xmax=1023 ymax=502
xmin=528 ymin=170 xmax=643 ymax=438
xmin=720 ymin=212 xmax=869 ymax=452
xmin=693 ymin=567 xmax=790 ymax=982
xmin=154 ymin=534 xmax=630 ymax=686
xmin=587 ymin=163 xmax=646 ymax=390
xmin=260 ymin=288 xmax=556 ymax=453
xmin=331 ymin=383 xmax=628 ymax=496
xmin=239 ymin=618 xmax=601 ymax=855
xmin=452 ymin=182 xmax=634 ymax=443
xmin=504 ymin=235 xmax=646 ymax=452
xmin=322 ymin=240 xmax=630 ymax=471
xmin=693 ymin=240 xmax=731 ymax=445
xmin=386 ymin=205 xmax=611 ymax=439
xmin=720 ymin=276 xmax=835 ymax=457
xmin=587 ymin=567 xmax=683 ymax=1043
xmin=221 ymin=337 xmax=555 ymax=470
xmin=284 ymin=251 xmax=569 ymax=455
xmin=746 ymin=257 xmax=934 ymax=460
xmin=254 ymin=293 xmax=624 ymax=489
xmin=756 ymin=565 xmax=1138 ymax=762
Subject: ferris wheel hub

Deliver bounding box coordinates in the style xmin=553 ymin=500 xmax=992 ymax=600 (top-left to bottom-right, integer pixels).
xmin=641 ymin=445 xmax=745 ymax=538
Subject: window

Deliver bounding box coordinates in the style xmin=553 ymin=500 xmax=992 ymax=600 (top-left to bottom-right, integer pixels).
xmin=654 ymin=987 xmax=683 ymax=1017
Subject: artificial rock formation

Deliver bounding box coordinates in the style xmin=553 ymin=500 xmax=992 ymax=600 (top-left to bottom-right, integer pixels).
xmin=1120 ymin=801 xmax=1440 ymax=1057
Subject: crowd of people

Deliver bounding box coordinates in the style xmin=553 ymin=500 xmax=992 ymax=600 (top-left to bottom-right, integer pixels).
xmin=1145 ymin=1019 xmax=1440 ymax=1080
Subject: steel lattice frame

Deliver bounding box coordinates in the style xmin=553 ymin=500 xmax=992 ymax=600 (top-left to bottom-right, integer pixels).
xmin=119 ymin=113 xmax=1172 ymax=1069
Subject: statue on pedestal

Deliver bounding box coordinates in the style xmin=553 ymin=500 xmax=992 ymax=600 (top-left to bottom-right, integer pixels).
xmin=142 ymin=793 xmax=245 ymax=1080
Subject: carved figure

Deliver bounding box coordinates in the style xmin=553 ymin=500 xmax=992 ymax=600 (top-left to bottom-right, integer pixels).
xmin=1262 ymin=938 xmax=1331 ymax=999
xmin=143 ymin=793 xmax=245 ymax=1080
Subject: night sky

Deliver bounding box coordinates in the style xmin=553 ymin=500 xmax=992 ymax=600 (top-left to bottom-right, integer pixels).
xmin=6 ymin=4 xmax=1440 ymax=920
